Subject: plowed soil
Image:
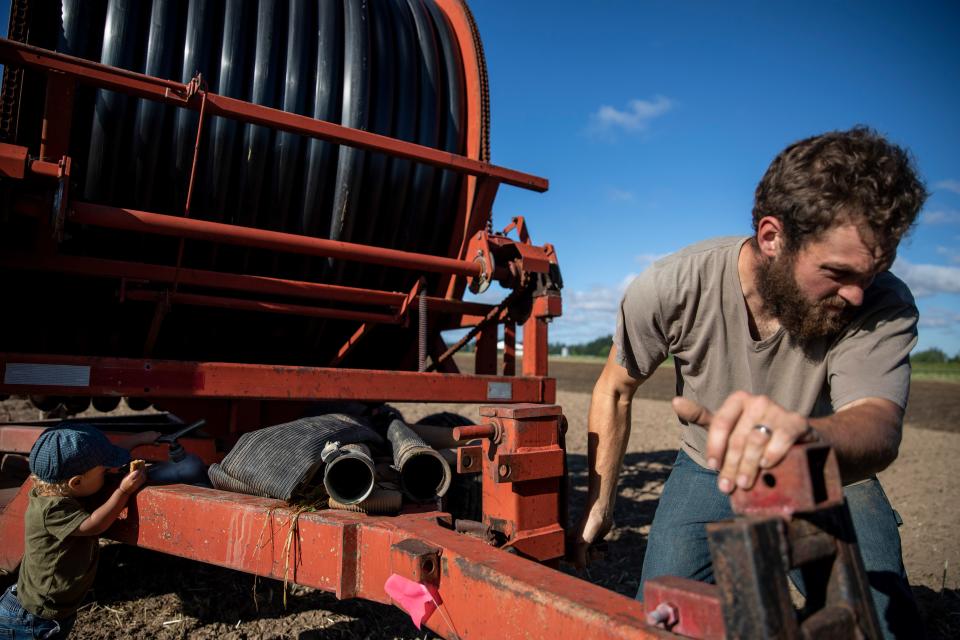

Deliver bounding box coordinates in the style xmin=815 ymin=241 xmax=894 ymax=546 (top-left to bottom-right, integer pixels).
xmin=1 ymin=361 xmax=957 ymax=639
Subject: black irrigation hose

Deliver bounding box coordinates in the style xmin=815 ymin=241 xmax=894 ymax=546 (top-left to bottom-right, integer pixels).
xmin=387 ymin=418 xmax=452 ymax=501
xmin=207 ymin=0 xmax=253 ymax=222
xmin=132 ymin=0 xmax=179 ymax=209
xmin=16 ymin=0 xmax=477 ymax=365
xmin=326 ymin=0 xmax=369 ymax=276
xmin=302 ymin=0 xmax=343 ymax=241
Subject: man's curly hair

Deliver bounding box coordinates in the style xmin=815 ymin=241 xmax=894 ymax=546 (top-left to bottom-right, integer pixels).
xmin=752 ymin=127 xmax=927 ymax=257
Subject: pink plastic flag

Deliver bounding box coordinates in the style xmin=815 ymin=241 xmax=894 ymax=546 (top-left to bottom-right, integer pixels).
xmin=384 ymin=573 xmax=442 ymax=629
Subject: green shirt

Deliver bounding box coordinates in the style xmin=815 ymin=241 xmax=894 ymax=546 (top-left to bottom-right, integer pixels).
xmin=16 ymin=490 xmax=98 ymax=620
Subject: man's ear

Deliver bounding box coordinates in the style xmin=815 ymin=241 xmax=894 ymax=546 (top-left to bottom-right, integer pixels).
xmin=67 ymin=475 xmax=83 ymax=490
xmin=756 ymin=216 xmax=784 ymax=258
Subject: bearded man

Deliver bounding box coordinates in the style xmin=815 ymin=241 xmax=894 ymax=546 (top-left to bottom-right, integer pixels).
xmin=573 ymin=127 xmax=927 ymax=639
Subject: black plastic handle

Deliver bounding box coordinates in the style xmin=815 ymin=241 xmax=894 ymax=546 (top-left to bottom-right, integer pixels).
xmin=156 ymin=419 xmax=206 ymax=445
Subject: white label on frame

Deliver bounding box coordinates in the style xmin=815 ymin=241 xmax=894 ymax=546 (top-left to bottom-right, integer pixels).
xmin=487 ymin=382 xmax=512 ymax=400
xmin=3 ymin=363 xmax=91 ymax=387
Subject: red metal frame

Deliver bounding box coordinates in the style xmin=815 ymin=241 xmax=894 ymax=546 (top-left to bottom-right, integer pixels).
xmin=0 ymin=353 xmax=556 ymax=405
xmin=0 ymin=482 xmax=669 ymax=640
xmin=0 ymin=252 xmax=496 ymax=316
xmin=0 ymin=38 xmax=547 ymax=192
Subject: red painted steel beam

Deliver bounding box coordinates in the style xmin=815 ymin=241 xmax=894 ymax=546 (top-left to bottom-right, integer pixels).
xmin=0 ymin=354 xmax=556 ymax=404
xmin=57 ymin=484 xmax=670 ymax=639
xmin=28 ymin=158 xmax=61 ymax=178
xmin=0 ymin=425 xmax=220 ymax=464
xmin=58 ymin=201 xmax=509 ymax=280
xmin=123 ymin=290 xmax=400 ymax=324
xmin=0 ymin=481 xmax=30 ymax=572
xmin=0 ymin=252 xmax=497 ymax=317
xmin=643 ymin=577 xmax=726 ymax=639
xmin=0 ymin=38 xmax=547 ymax=192
xmin=0 ymin=142 xmax=27 ymax=177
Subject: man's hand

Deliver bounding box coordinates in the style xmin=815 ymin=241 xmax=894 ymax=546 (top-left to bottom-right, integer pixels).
xmin=570 ymin=507 xmax=613 ymax=570
xmin=673 ymin=393 xmax=819 ymax=493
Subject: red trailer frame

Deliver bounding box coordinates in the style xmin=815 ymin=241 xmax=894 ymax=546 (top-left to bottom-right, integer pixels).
xmin=0 ymin=26 xmax=880 ymax=640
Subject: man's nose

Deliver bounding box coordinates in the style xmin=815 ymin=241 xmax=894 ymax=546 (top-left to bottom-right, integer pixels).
xmin=838 ymin=285 xmax=865 ymax=307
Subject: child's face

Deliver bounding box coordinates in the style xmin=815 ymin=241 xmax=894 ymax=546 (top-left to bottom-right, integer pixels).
xmin=67 ymin=465 xmax=106 ymax=497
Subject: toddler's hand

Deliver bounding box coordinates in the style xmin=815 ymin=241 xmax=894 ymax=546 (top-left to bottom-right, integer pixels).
xmin=120 ymin=468 xmax=147 ymax=495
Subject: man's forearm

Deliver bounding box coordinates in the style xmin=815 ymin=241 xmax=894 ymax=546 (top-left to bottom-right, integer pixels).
xmin=810 ymin=399 xmax=903 ymax=482
xmin=585 ymin=384 xmax=633 ymax=515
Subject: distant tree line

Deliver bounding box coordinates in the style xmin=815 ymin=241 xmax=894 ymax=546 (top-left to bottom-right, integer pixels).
xmin=549 ymin=335 xmax=613 ymax=357
xmin=912 ymin=348 xmax=960 ymax=364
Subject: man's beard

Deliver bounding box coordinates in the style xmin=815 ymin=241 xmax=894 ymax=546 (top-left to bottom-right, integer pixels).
xmin=755 ymin=250 xmax=855 ymax=348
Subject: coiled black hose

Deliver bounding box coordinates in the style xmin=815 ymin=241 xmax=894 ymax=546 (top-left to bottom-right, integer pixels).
xmin=5 ymin=0 xmax=475 ymax=366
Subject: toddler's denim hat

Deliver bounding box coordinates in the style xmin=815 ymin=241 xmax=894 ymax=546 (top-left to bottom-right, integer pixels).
xmin=29 ymin=423 xmax=131 ymax=483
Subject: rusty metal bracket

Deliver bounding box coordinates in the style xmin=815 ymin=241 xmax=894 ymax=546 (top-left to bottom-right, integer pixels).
xmin=390 ymin=538 xmax=442 ymax=586
xmin=164 ymin=73 xmax=204 ymax=104
xmin=643 ymin=576 xmax=726 ymax=639
xmin=456 ymin=445 xmax=483 ymax=474
xmin=494 ymin=449 xmax=564 ymax=483
xmin=465 ymin=230 xmax=494 ymax=294
xmin=501 ymin=215 xmax=531 ymax=244
xmin=473 ymin=404 xmax=566 ymax=562
xmin=730 ymin=442 xmax=843 ymax=518
xmin=706 ymin=444 xmax=883 ymax=640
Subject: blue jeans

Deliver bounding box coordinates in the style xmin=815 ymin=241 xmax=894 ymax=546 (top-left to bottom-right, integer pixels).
xmin=0 ymin=586 xmax=74 ymax=640
xmin=638 ymin=450 xmax=922 ymax=640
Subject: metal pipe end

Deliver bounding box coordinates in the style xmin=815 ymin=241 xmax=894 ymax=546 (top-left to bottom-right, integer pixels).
xmin=323 ymin=446 xmax=376 ymax=505
xmin=399 ymin=448 xmax=453 ymax=501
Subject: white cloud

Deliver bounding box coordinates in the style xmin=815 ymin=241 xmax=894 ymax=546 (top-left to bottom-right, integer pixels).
xmin=893 ymin=258 xmax=960 ymax=297
xmin=550 ymin=277 xmax=637 ymax=344
xmin=548 ymin=260 xmax=673 ymax=344
xmin=922 ymin=208 xmax=960 ymax=225
xmin=934 ymin=179 xmax=960 ymax=195
xmin=606 ymin=187 xmax=636 ymax=203
xmin=917 ymin=308 xmax=960 ymax=330
xmin=588 ymin=96 xmax=673 ymax=138
xmin=935 ymin=246 xmax=960 ymax=265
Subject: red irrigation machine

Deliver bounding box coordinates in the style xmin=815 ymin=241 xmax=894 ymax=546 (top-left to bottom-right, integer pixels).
xmin=0 ymin=2 xmax=880 ymax=637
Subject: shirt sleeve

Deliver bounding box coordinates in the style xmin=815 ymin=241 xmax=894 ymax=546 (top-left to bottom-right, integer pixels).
xmin=613 ymin=268 xmax=670 ymax=379
xmin=826 ymin=284 xmax=918 ymax=411
xmin=43 ymin=497 xmax=92 ymax=540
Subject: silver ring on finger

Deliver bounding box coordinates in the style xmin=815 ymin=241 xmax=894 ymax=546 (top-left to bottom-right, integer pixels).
xmin=753 ymin=423 xmax=772 ymax=438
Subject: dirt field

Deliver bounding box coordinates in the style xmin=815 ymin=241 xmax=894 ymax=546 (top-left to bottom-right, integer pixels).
xmin=2 ymin=360 xmax=958 ymax=639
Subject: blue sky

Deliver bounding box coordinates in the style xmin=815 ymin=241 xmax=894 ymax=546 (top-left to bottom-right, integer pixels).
xmin=469 ymin=1 xmax=960 ymax=355
xmin=1 ymin=1 xmax=958 ymax=354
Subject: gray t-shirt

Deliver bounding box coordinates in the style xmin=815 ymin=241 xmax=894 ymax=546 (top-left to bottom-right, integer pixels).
xmin=614 ymin=236 xmax=918 ymax=467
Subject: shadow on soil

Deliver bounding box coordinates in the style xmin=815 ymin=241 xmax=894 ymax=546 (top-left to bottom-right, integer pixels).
xmin=915 ymin=586 xmax=960 ymax=640
xmin=89 ymin=544 xmax=429 ymax=639
xmin=562 ymin=450 xmax=677 ymax=598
